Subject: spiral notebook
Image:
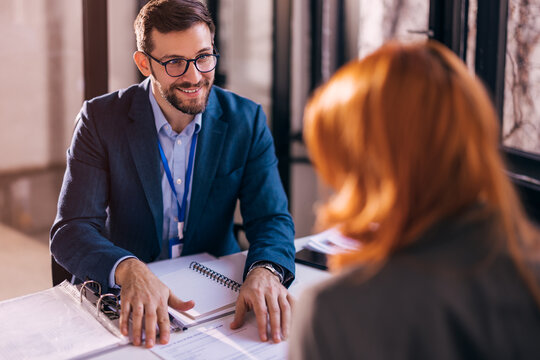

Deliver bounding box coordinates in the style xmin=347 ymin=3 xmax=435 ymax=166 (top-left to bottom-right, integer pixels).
xmin=159 ymin=253 xmax=246 ymax=323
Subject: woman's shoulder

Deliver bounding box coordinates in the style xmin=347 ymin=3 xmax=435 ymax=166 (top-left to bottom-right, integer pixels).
xmin=302 ymin=203 xmax=540 ymax=321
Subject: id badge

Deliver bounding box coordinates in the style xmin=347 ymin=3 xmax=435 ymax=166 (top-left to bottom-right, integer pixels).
xmin=168 ymin=221 xmax=185 ymax=258
xmin=168 ymin=237 xmax=183 ymax=258
xmin=177 ymin=222 xmax=184 ymax=239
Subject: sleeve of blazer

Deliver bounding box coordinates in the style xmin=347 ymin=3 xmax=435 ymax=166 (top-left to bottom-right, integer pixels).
xmin=239 ymin=105 xmax=296 ymax=286
xmin=50 ymin=100 xmax=134 ymax=290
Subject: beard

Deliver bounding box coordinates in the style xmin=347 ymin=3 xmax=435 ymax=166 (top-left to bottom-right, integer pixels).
xmin=159 ymin=78 xmax=213 ymax=115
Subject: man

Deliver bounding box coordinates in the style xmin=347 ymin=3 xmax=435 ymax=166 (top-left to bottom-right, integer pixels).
xmin=50 ymin=0 xmax=295 ymax=349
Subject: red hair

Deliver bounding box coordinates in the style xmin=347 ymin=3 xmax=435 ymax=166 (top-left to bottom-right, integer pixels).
xmin=304 ymin=41 xmax=539 ymax=301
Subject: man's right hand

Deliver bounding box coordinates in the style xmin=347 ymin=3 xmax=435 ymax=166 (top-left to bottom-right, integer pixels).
xmin=115 ymin=258 xmax=194 ymax=348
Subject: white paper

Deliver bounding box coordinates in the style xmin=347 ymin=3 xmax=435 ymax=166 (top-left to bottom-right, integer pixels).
xmin=0 ymin=284 xmax=124 ymax=360
xmin=151 ymin=315 xmax=286 ymax=360
xmin=305 ymin=228 xmax=360 ymax=254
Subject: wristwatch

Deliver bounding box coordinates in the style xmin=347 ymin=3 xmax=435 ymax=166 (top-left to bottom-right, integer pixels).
xmin=247 ymin=261 xmax=284 ymax=284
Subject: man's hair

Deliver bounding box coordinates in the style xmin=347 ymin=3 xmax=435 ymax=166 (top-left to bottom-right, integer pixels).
xmin=134 ymin=0 xmax=215 ymax=53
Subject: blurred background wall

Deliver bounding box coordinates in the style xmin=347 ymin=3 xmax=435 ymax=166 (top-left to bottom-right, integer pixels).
xmin=0 ymin=0 xmax=138 ymax=298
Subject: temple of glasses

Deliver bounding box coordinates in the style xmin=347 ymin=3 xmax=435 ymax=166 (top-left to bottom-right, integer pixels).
xmin=143 ymin=51 xmax=219 ymax=77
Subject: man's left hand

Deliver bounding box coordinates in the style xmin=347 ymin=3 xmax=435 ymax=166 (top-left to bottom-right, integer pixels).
xmin=230 ymin=267 xmax=295 ymax=343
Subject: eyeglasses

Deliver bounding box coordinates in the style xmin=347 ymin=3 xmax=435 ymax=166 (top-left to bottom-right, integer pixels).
xmin=143 ymin=51 xmax=220 ymax=77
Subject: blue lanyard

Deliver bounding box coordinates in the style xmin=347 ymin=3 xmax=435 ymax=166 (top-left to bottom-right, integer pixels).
xmin=157 ymin=131 xmax=198 ymax=231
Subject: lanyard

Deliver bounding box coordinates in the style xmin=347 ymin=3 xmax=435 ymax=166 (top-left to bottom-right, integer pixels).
xmin=157 ymin=131 xmax=198 ymax=240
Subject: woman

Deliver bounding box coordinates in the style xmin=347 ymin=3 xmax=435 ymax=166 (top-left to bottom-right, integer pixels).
xmin=289 ymin=41 xmax=540 ymax=359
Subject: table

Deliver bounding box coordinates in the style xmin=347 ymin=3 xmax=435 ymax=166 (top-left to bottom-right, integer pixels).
xmin=89 ymin=238 xmax=330 ymax=359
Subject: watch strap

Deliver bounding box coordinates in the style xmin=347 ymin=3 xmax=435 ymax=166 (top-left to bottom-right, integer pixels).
xmin=247 ymin=261 xmax=284 ymax=284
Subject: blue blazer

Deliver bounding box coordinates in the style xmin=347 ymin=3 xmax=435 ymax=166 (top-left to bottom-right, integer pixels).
xmin=51 ymin=79 xmax=295 ymax=291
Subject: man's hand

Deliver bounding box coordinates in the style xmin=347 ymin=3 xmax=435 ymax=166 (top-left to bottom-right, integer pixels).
xmin=230 ymin=267 xmax=295 ymax=343
xmin=115 ymin=258 xmax=194 ymax=348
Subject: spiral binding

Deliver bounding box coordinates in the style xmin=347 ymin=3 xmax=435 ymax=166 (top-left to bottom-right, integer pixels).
xmin=189 ymin=261 xmax=242 ymax=292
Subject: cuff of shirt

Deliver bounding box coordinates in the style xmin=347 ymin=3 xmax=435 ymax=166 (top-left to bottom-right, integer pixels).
xmin=109 ymin=255 xmax=137 ymax=289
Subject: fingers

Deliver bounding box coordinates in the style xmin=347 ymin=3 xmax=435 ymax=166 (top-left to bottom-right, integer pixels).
xmin=115 ymin=260 xmax=177 ymax=348
xmin=230 ymin=296 xmax=247 ymax=330
xmin=279 ymin=293 xmax=293 ymax=340
xmin=169 ymin=291 xmax=195 ymax=312
xmin=231 ymin=292 xmax=272 ymax=342
xmin=127 ymin=298 xmax=174 ymax=347
xmin=131 ymin=303 xmax=145 ymax=346
xmin=252 ymin=296 xmax=270 ymax=342
xmin=266 ymin=293 xmax=282 ymax=343
xmin=157 ymin=306 xmax=171 ymax=345
xmin=144 ymin=306 xmax=157 ymax=348
xmin=235 ymin=267 xmax=295 ymax=343
xmin=119 ymin=300 xmax=131 ymax=336
xmin=252 ymin=292 xmax=293 ymax=343
xmin=287 ymin=292 xmax=296 ymax=312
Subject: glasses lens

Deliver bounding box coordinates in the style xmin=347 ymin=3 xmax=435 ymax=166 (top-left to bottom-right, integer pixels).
xmin=165 ymin=58 xmax=187 ymax=77
xmin=195 ymin=55 xmax=217 ymax=72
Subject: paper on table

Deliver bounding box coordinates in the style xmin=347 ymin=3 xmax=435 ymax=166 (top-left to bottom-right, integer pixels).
xmin=151 ymin=314 xmax=287 ymax=360
xmin=0 ymin=283 xmax=125 ymax=360
xmin=305 ymin=228 xmax=360 ymax=255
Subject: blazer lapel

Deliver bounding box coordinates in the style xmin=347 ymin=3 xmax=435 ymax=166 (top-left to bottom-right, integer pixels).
xmin=185 ymin=89 xmax=227 ymax=242
xmin=126 ymin=79 xmax=163 ymax=243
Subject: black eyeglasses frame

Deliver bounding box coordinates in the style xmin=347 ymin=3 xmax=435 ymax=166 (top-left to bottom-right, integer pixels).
xmin=143 ymin=51 xmax=220 ymax=77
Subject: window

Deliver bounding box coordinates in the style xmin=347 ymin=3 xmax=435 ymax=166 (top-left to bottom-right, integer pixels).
xmin=470 ymin=0 xmax=540 ymax=220
xmin=358 ymin=0 xmax=430 ymax=59
xmin=503 ymin=0 xmax=540 ymax=156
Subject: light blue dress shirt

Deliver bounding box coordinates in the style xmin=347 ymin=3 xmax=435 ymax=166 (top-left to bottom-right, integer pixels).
xmin=149 ymin=89 xmax=202 ymax=260
xmin=108 ymin=89 xmax=202 ymax=287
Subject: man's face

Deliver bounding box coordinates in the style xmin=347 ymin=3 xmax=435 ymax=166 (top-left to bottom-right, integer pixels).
xmin=149 ymin=24 xmax=215 ymax=115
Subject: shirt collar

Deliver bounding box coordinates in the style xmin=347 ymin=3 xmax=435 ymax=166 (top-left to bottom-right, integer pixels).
xmin=149 ymin=87 xmax=202 ymax=137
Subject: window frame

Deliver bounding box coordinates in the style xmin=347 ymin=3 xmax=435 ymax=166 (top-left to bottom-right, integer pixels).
xmin=432 ymin=0 xmax=540 ymax=222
